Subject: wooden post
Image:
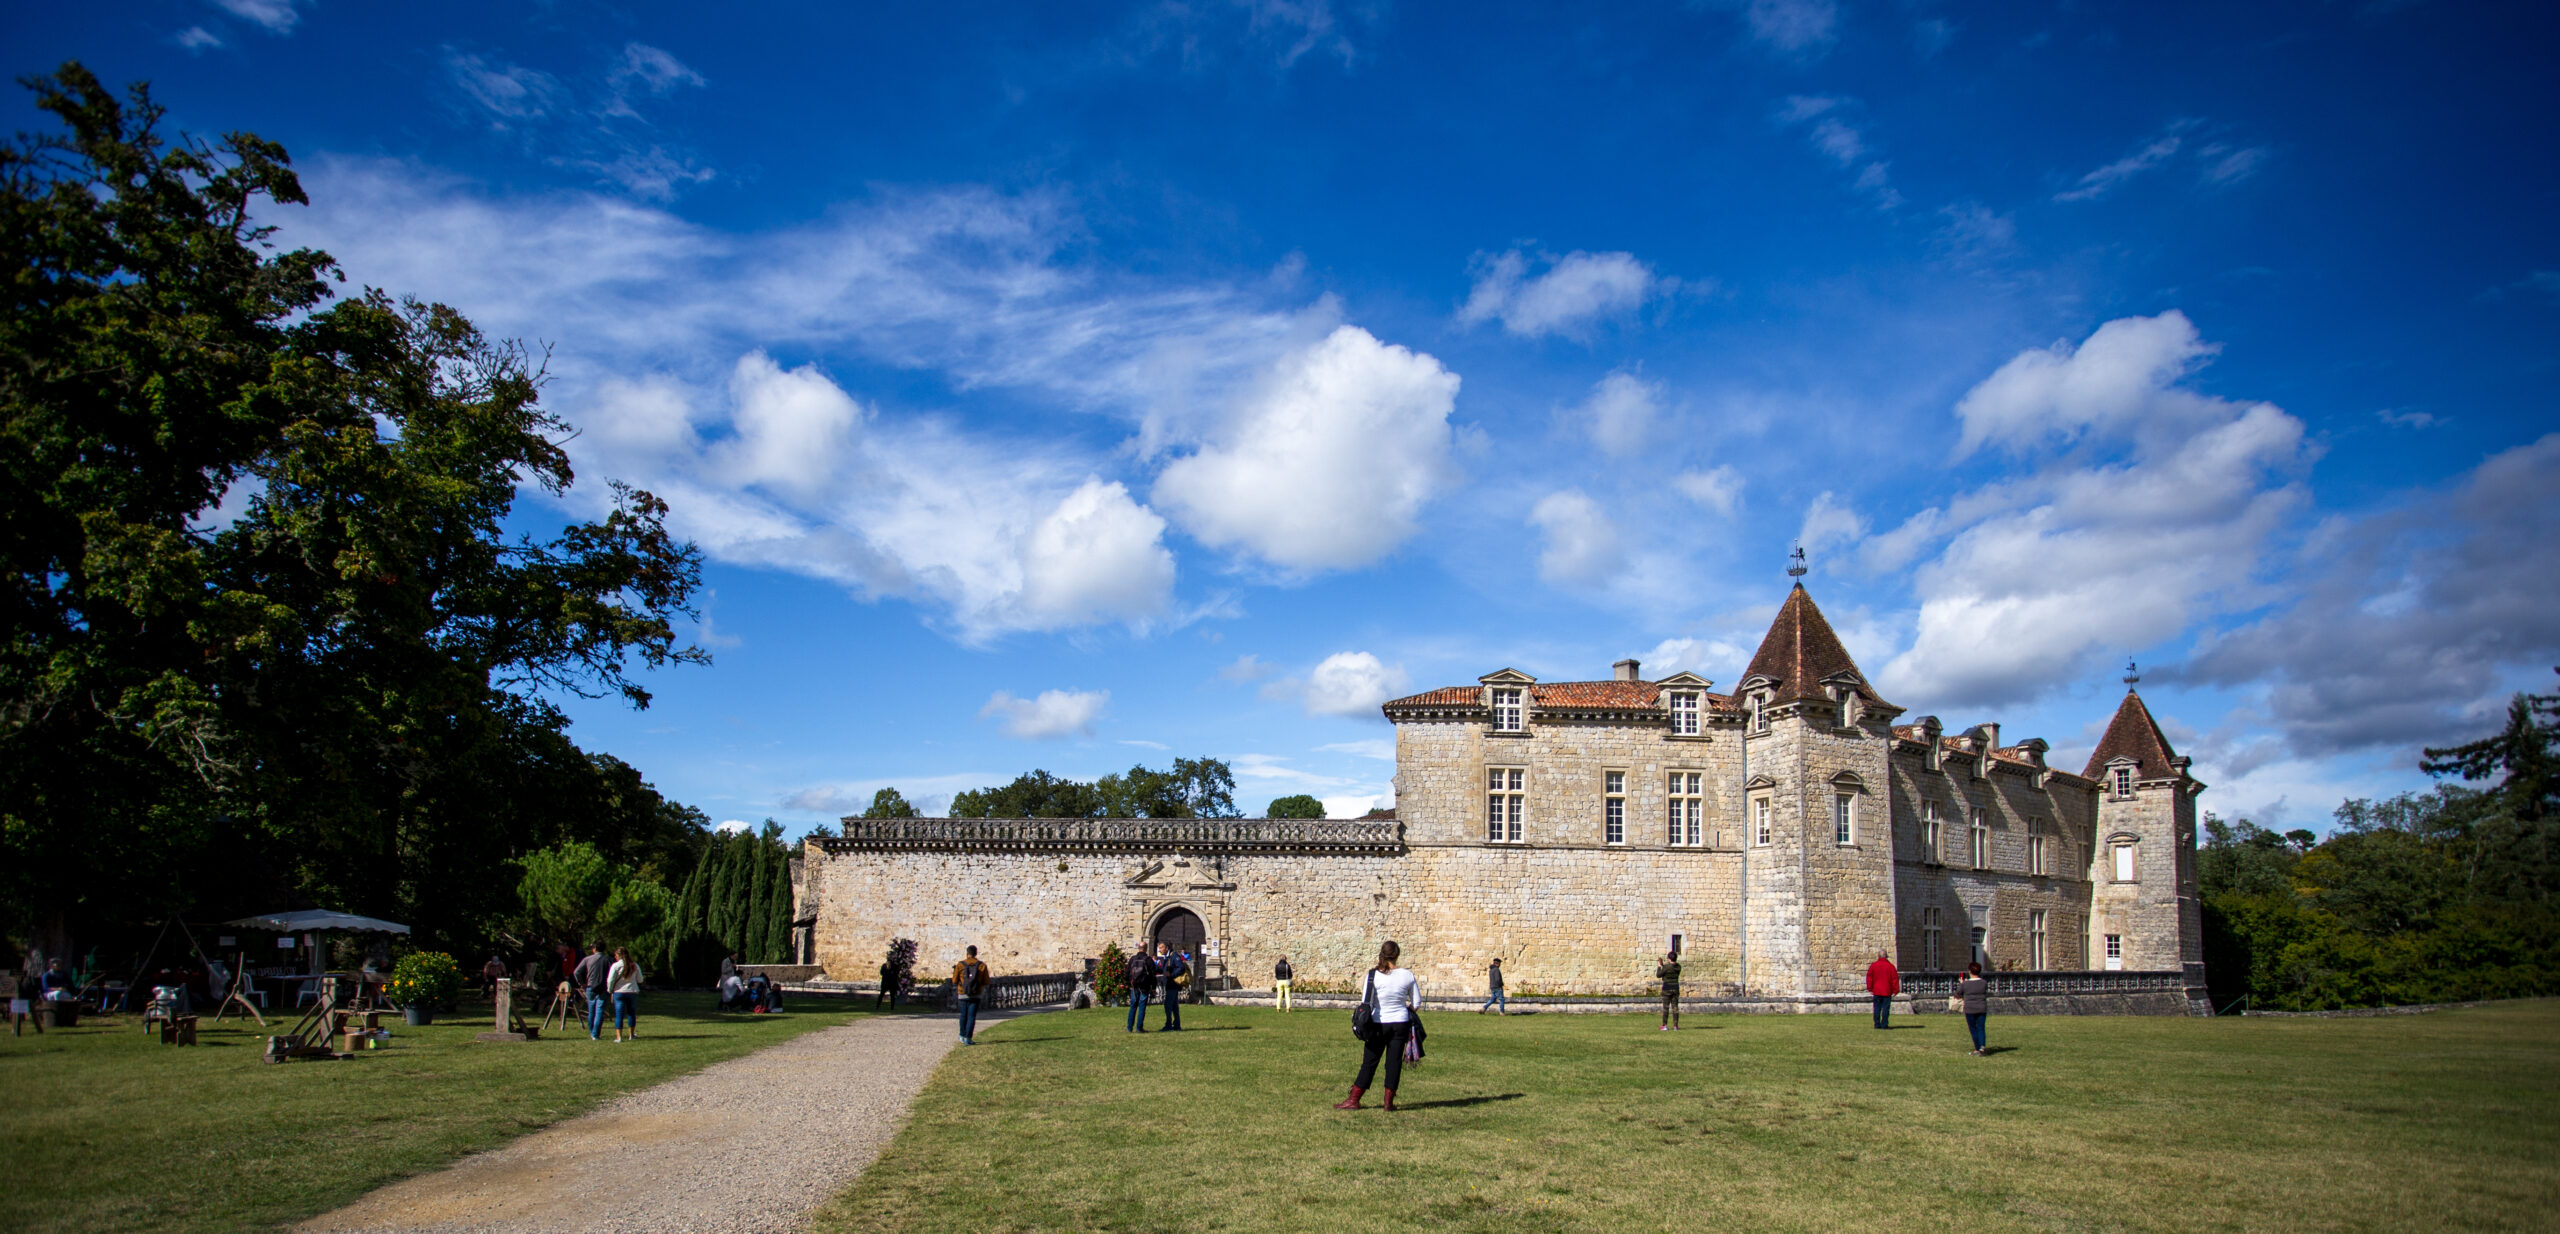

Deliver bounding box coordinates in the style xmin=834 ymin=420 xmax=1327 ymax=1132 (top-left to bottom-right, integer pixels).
xmin=475 ymin=976 xmax=528 ymax=1042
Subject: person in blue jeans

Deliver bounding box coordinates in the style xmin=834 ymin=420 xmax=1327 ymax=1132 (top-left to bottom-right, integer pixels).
xmin=1125 ymin=948 xmax=1155 ymax=1032
xmin=1155 ymin=942 xmax=1185 ymax=1030
xmin=1480 ymin=958 xmax=1506 ymax=1015
xmin=574 ymin=943 xmax=610 ymax=1040
xmin=952 ymin=945 xmax=991 ymax=1045
xmin=1957 ymin=962 xmax=1990 ymax=1055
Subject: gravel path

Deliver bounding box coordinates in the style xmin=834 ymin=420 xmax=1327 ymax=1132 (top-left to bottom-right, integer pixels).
xmin=301 ymin=1007 xmax=1030 ymax=1234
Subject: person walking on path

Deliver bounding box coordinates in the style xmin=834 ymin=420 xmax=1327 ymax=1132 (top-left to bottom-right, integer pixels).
xmin=1125 ymin=947 xmax=1156 ymax=1032
xmin=575 ymin=942 xmax=611 ymax=1040
xmin=951 ymin=946 xmax=992 ymax=1045
xmin=607 ymin=947 xmax=643 ymax=1043
xmin=1866 ymin=950 xmax=1900 ymax=1028
xmin=1155 ymin=942 xmax=1186 ymax=1031
xmin=1480 ymin=958 xmax=1506 ymax=1015
xmin=1335 ymin=940 xmax=1420 ymax=1111
xmin=1656 ymin=952 xmax=1682 ymax=1030
xmin=1957 ymin=962 xmax=1990 ymax=1055
xmin=1273 ymin=956 xmax=1294 ymax=1012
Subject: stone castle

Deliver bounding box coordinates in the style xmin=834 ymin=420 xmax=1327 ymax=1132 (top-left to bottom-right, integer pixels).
xmin=797 ymin=583 xmax=2208 ymax=1012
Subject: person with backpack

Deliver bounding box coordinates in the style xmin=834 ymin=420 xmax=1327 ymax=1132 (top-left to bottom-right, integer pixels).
xmin=1124 ymin=947 xmax=1155 ymax=1032
xmin=1335 ymin=940 xmax=1420 ymax=1112
xmin=1155 ymin=942 xmax=1185 ymax=1031
xmin=1273 ymin=956 xmax=1294 ymax=1012
xmin=574 ymin=942 xmax=610 ymax=1041
xmin=952 ymin=946 xmax=992 ymax=1045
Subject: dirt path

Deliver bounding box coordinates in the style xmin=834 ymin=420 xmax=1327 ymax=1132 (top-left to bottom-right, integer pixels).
xmin=301 ymin=1007 xmax=1029 ymax=1234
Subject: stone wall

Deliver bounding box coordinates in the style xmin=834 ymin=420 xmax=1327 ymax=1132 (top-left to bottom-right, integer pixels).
xmin=1888 ymin=742 xmax=2100 ymax=974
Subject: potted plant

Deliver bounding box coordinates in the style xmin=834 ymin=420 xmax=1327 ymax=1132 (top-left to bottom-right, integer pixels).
xmin=388 ymin=951 xmax=463 ymax=1026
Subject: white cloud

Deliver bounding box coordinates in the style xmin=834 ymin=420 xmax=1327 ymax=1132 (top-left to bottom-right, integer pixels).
xmin=1295 ymin=651 xmax=1410 ymax=717
xmin=1674 ymin=466 xmax=1745 ymax=515
xmin=1797 ymin=491 xmax=1868 ymax=559
xmin=2056 ymin=119 xmax=2202 ymax=202
xmin=610 ymin=43 xmax=706 ymax=97
xmin=1317 ymin=738 xmax=1396 ymax=760
xmin=212 ymin=0 xmax=303 ymax=34
xmin=1639 ymin=636 xmax=1749 ymax=681
xmin=1575 ymin=370 xmax=1663 ymax=456
xmin=1775 ymin=97 xmax=1898 ymax=207
xmin=1154 ymin=325 xmax=1461 ymax=573
xmin=447 ymin=53 xmax=566 ymax=124
xmin=1715 ymin=0 xmax=1839 ymax=53
xmin=1878 ymin=312 xmax=2313 ymax=709
xmin=1321 ymin=793 xmax=1384 ymax=818
xmin=2197 ymin=143 xmax=2269 ymax=186
xmin=1219 ymin=654 xmax=1275 ymax=682
xmin=1528 ymin=489 xmax=1625 ymax=588
xmin=176 ymin=26 xmax=223 ymax=51
xmin=1457 ymin=249 xmax=1660 ymax=340
xmin=980 ymin=689 xmax=1110 ymax=739
xmin=715 ymin=819 xmax=751 ymax=835
xmin=2182 ymin=432 xmax=2560 ymax=758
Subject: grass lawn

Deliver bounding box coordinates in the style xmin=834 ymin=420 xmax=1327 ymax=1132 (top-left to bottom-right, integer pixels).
xmin=813 ymin=998 xmax=2560 ymax=1233
xmin=0 ymin=992 xmax=869 ymax=1234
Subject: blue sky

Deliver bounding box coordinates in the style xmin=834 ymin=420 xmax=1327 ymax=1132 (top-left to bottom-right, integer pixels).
xmin=17 ymin=1 xmax=2558 ymax=831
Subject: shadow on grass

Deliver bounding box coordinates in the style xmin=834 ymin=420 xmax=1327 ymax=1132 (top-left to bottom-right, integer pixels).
xmin=1980 ymin=1045 xmax=2020 ymax=1056
xmin=1396 ymin=1093 xmax=1526 ymax=1110
xmin=1168 ymin=1025 xmax=1253 ymax=1032
xmin=973 ymin=1036 xmax=1070 ymax=1045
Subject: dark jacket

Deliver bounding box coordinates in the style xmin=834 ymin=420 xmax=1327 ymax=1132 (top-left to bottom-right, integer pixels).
xmin=1274 ymin=959 xmax=1293 ymax=981
xmin=1656 ymin=960 xmax=1681 ymax=992
xmin=1487 ymin=963 xmax=1504 ymax=991
xmin=1156 ymin=952 xmax=1187 ymax=996
xmin=1125 ymin=954 xmax=1156 ymax=994
xmin=1957 ymin=975 xmax=1989 ymax=1015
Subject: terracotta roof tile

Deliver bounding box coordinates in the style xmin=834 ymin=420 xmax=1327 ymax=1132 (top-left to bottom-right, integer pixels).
xmin=1742 ymin=584 xmax=1892 ymax=709
xmin=1383 ymin=686 xmax=1482 ymax=709
xmin=2084 ymin=690 xmax=2181 ymax=779
xmin=1530 ymin=680 xmax=1661 ymax=709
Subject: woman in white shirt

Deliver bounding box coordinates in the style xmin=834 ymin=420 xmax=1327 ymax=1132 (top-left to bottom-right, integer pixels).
xmin=1334 ymin=940 xmax=1420 ymax=1112
xmin=606 ymin=947 xmax=643 ymax=1042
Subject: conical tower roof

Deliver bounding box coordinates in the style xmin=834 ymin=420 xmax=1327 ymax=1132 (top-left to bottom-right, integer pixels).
xmin=1742 ymin=583 xmax=1891 ymax=709
xmin=2083 ymin=689 xmax=2180 ymax=780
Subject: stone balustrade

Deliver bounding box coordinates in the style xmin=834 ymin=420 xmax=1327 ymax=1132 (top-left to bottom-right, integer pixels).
xmin=821 ymin=817 xmax=1405 ymax=855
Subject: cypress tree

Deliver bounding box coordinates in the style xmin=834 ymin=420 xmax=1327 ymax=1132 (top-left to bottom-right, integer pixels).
xmin=770 ymin=847 xmax=796 ymax=963
xmin=721 ymin=835 xmax=755 ymax=952
xmin=746 ymin=836 xmax=774 ymax=964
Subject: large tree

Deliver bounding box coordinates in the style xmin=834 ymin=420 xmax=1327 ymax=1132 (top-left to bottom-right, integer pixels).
xmin=0 ymin=66 xmax=706 ymax=956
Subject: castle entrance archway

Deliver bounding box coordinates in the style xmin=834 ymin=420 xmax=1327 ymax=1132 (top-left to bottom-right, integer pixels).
xmin=1151 ymin=906 xmax=1205 ymax=960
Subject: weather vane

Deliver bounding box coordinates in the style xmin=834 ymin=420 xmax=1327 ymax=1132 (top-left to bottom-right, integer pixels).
xmin=2123 ymin=658 xmax=2140 ymax=688
xmin=1786 ymin=542 xmax=1808 ymax=578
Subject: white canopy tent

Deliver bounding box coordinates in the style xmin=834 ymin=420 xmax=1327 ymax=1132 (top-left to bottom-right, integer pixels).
xmin=223 ymin=910 xmax=410 ymax=935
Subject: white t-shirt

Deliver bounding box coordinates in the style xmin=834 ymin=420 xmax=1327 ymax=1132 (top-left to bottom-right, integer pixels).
xmin=607 ymin=960 xmax=642 ymax=994
xmin=1368 ymin=967 xmax=1419 ymax=1023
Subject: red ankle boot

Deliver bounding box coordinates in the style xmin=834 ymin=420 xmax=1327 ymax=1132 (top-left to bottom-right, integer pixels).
xmin=1332 ymin=1086 xmax=1365 ymax=1110
xmin=1382 ymin=1089 xmax=1397 ymax=1111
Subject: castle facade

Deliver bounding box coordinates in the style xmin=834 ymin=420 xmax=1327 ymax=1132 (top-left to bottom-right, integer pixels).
xmin=797 ymin=584 xmax=2207 ymax=1011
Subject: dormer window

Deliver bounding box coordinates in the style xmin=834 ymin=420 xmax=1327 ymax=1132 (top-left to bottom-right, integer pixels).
xmin=1840 ymin=692 xmax=1856 ymax=729
xmin=1670 ymin=691 xmax=1701 ymax=736
xmin=1492 ymin=688 xmax=1523 ymax=732
xmin=2112 ymin=765 xmax=2133 ymax=797
xmin=1751 ymin=693 xmax=1767 ymax=733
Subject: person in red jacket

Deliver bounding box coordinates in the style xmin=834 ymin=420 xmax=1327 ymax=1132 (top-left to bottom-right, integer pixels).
xmin=1865 ymin=950 xmax=1899 ymax=1029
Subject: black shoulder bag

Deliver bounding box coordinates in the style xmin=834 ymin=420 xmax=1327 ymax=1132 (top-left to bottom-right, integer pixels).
xmin=1351 ymin=970 xmax=1378 ymax=1041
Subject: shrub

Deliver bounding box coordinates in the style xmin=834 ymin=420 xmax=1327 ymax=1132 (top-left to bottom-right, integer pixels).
xmin=388 ymin=951 xmax=463 ymax=1010
xmin=1095 ymin=942 xmax=1129 ymax=1006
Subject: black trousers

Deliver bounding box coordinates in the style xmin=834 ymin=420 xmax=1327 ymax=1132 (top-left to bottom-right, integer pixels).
xmin=1354 ymin=1022 xmax=1412 ymax=1091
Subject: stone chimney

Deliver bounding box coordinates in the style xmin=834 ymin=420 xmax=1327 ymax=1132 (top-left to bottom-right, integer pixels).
xmin=1613 ymin=658 xmax=1641 ymax=682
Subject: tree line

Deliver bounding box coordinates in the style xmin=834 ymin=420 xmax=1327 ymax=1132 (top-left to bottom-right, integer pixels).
xmin=2199 ymin=672 xmax=2559 ymax=1010
xmin=0 ymin=66 xmax=713 ymax=970
xmin=854 ymin=760 xmax=1328 ymax=820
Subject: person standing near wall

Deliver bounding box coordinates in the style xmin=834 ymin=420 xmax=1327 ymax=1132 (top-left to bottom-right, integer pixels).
xmin=1334 ymin=940 xmax=1419 ymax=1112
xmin=606 ymin=947 xmax=643 ymax=1043
xmin=1125 ymin=947 xmax=1156 ymax=1033
xmin=1866 ymin=949 xmax=1900 ymax=1029
xmin=1656 ymin=952 xmax=1682 ymax=1031
xmin=1273 ymin=956 xmax=1293 ymax=1012
xmin=1480 ymin=958 xmax=1506 ymax=1015
xmin=1156 ymin=942 xmax=1185 ymax=1031
xmin=952 ymin=946 xmax=991 ymax=1046
xmin=1958 ymin=962 xmax=1990 ymax=1055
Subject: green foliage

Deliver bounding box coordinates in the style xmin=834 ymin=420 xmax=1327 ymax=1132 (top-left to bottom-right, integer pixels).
xmin=1094 ymin=941 xmax=1129 ymax=1006
xmin=862 ymin=787 xmax=918 ymax=818
xmin=0 ymin=66 xmax=710 ymax=961
xmin=950 ymin=758 xmax=1236 ymax=819
xmin=387 ymin=950 xmax=463 ymax=1010
xmin=2200 ymin=673 xmax=2560 ymax=1010
xmin=516 ymin=841 xmax=617 ymax=945
xmin=1265 ymin=794 xmax=1326 ymax=819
